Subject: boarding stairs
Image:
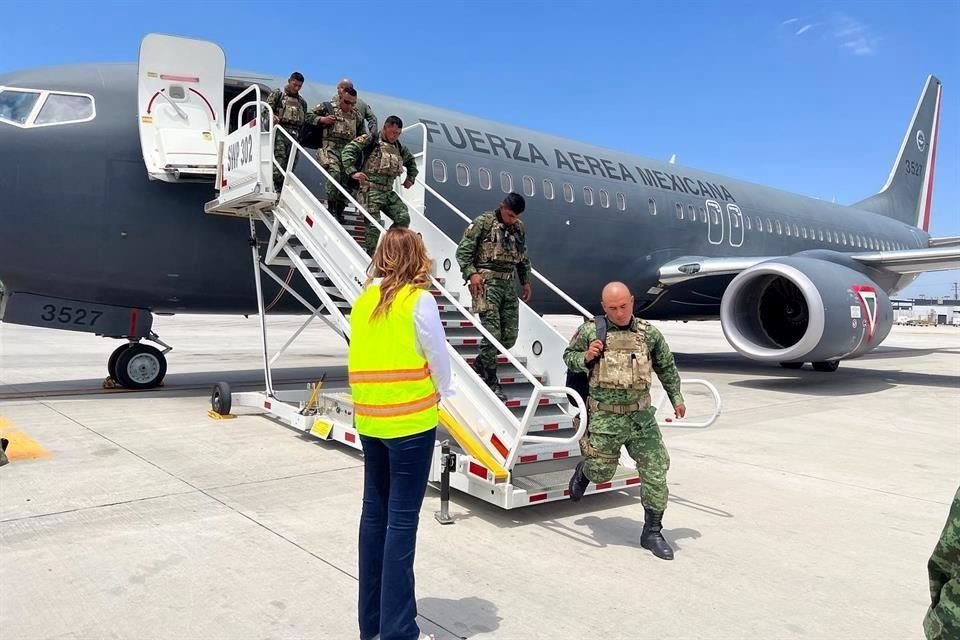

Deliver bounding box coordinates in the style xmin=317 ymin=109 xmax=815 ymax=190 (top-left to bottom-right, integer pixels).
xmin=204 ymin=86 xmax=720 ymax=510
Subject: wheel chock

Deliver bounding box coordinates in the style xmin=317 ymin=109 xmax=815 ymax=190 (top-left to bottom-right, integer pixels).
xmin=207 ymin=410 xmax=236 ymax=420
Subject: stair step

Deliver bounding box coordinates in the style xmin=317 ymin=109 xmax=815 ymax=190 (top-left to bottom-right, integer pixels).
xmin=445 ymin=335 xmax=484 ymax=347
xmin=507 ymin=404 xmax=574 ymax=429
xmin=440 ymin=319 xmax=474 ymax=329
xmin=458 ymin=353 xmax=526 ymax=366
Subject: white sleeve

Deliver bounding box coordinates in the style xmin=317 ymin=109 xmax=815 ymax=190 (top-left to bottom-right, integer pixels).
xmin=414 ymin=293 xmax=455 ymax=398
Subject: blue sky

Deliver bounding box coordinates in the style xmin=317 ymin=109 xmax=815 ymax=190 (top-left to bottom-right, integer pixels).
xmin=2 ymin=0 xmax=957 ymax=298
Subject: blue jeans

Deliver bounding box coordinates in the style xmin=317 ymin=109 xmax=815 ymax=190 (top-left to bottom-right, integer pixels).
xmin=359 ymin=427 xmax=436 ymax=640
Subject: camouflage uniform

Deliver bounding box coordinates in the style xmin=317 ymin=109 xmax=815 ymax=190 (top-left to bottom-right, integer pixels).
xmin=266 ymin=87 xmax=318 ymax=191
xmin=563 ymin=317 xmax=683 ymax=511
xmin=455 ymin=210 xmax=531 ymax=397
xmin=314 ymin=100 xmax=360 ymax=220
xmin=341 ymin=133 xmax=418 ymax=255
xmin=925 ymin=485 xmax=960 ymax=640
xmin=332 ymin=93 xmax=378 ymax=136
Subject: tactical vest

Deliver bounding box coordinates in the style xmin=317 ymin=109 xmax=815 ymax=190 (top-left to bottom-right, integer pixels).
xmin=363 ymin=138 xmax=404 ymax=187
xmin=477 ymin=214 xmax=526 ymax=266
xmin=275 ymin=90 xmax=307 ymax=136
xmin=589 ymin=320 xmax=653 ymax=391
xmin=322 ymin=102 xmax=359 ymax=152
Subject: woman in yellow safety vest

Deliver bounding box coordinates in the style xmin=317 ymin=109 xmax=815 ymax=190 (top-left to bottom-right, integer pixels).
xmin=349 ymin=227 xmax=454 ymax=640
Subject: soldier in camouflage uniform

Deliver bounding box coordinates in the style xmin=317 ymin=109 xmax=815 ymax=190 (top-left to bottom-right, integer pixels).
xmin=266 ymin=72 xmax=318 ymax=192
xmin=455 ymin=193 xmax=532 ymax=401
xmin=334 ymin=78 xmax=377 ymax=136
xmin=564 ymin=281 xmax=686 ymax=561
xmin=341 ymin=115 xmax=418 ymax=255
xmin=313 ymin=86 xmax=360 ymax=221
xmin=925 ymin=485 xmax=960 ymax=640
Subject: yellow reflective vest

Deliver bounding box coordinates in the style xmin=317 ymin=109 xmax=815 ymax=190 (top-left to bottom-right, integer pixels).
xmin=348 ymin=283 xmax=439 ymax=438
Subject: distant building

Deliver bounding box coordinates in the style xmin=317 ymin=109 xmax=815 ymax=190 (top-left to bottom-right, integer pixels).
xmin=891 ymin=298 xmax=960 ymax=326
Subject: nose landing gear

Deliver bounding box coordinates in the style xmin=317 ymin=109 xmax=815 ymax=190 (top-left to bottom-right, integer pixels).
xmin=104 ymin=332 xmax=171 ymax=390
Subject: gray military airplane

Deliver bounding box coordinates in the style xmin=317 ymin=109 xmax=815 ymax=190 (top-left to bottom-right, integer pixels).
xmin=1 ymin=34 xmax=958 ymax=389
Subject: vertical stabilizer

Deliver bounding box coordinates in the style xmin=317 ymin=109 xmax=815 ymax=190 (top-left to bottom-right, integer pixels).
xmin=853 ymin=75 xmax=942 ymax=231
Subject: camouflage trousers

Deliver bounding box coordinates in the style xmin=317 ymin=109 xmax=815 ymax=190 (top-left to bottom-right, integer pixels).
xmin=272 ymin=135 xmax=293 ymax=191
xmin=356 ymin=187 xmax=410 ymax=255
xmin=924 ymin=486 xmax=960 ymax=640
xmin=319 ymin=152 xmax=347 ymax=220
xmin=581 ymin=406 xmax=670 ymax=512
xmin=473 ymin=278 xmax=519 ymax=376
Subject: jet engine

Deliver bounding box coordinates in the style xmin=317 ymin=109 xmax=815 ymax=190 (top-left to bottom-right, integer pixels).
xmin=719 ymin=257 xmax=892 ymax=367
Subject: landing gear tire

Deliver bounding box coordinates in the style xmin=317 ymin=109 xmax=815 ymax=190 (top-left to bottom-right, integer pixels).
xmin=211 ymin=382 xmax=232 ymax=416
xmin=114 ymin=344 xmax=167 ymax=390
xmin=107 ymin=343 xmax=134 ymax=380
xmin=812 ymin=360 xmax=840 ymax=372
xmin=779 ymin=362 xmax=804 ymax=370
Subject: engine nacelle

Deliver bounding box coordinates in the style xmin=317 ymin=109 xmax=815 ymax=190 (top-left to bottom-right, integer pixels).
xmin=720 ymin=257 xmax=892 ymax=363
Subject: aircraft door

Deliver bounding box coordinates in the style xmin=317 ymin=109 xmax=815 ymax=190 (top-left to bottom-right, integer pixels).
xmin=138 ymin=34 xmax=225 ymax=183
xmin=726 ymin=203 xmax=744 ymax=247
xmin=706 ymin=200 xmax=725 ymax=245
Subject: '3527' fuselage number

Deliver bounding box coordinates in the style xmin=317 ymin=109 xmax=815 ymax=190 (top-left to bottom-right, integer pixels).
xmin=40 ymin=304 xmax=103 ymax=327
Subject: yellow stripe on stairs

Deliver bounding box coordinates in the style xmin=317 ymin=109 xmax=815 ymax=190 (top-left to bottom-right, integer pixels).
xmin=438 ymin=406 xmax=508 ymax=482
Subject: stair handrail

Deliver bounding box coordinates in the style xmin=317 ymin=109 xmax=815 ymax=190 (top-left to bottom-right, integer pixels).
xmin=264 ymin=117 xmax=563 ymax=462
xmin=413 ymin=175 xmax=594 ymax=320
xmin=390 ymin=186 xmax=590 ymax=465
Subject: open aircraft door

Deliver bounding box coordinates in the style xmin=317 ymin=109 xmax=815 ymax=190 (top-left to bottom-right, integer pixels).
xmin=138 ymin=34 xmax=225 ymax=182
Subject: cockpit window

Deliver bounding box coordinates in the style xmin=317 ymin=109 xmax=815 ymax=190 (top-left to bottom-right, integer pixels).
xmin=34 ymin=94 xmax=94 ymax=125
xmin=0 ymin=87 xmax=95 ymax=128
xmin=0 ymin=89 xmax=40 ymax=125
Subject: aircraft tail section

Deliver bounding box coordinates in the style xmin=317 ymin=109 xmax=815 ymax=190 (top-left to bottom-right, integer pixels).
xmin=853 ymin=75 xmax=942 ymax=231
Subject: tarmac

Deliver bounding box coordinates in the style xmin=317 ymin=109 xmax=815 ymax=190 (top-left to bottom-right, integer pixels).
xmin=1 ymin=315 xmax=958 ymax=640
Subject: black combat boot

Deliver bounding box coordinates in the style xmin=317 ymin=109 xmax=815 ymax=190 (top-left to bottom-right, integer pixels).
xmin=473 ymin=360 xmax=507 ymax=401
xmin=568 ymin=460 xmax=590 ymax=502
xmin=640 ymin=508 xmax=674 ymax=560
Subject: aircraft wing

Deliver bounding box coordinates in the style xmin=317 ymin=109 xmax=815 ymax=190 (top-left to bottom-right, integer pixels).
xmin=847 ymin=246 xmax=960 ymax=274
xmin=928 ymin=235 xmax=960 ymax=248
xmin=657 ymin=246 xmax=960 ymax=286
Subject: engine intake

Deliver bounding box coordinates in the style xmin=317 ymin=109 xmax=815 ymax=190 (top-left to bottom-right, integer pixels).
xmin=720 ymin=257 xmax=892 ymax=363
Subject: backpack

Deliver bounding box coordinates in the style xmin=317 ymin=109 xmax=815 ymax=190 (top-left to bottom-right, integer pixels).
xmin=564 ymin=315 xmax=607 ymax=405
xmin=299 ymin=100 xmax=331 ymax=150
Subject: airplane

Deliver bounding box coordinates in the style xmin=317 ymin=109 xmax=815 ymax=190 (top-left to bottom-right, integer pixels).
xmin=0 ymin=34 xmax=958 ymax=390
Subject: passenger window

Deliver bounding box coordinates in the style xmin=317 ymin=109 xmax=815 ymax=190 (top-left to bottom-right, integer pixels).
xmin=688 ymin=205 xmax=697 ymax=221
xmin=699 ymin=207 xmax=706 ymax=223
xmin=500 ymin=171 xmax=513 ymax=193
xmin=841 ymin=233 xmax=848 ymax=246
xmin=785 ymin=224 xmax=792 ymax=237
xmin=563 ymin=183 xmax=574 ymax=203
xmin=792 ymin=224 xmax=799 ymax=237
xmin=478 ymin=167 xmax=492 ymax=190
xmin=432 ymin=159 xmax=447 ymax=183
xmin=776 ymin=221 xmax=782 ymax=235
xmin=543 ymin=179 xmax=555 ymax=200
xmin=646 ymin=197 xmax=655 ymax=215
xmin=745 ymin=217 xmax=751 ymax=231
xmin=456 ymin=163 xmax=470 ymax=187
xmin=522 ymin=175 xmax=535 ymax=197
xmin=0 ymin=89 xmax=40 ymax=125
xmin=675 ymin=203 xmax=683 ymax=220
xmin=600 ymin=190 xmax=610 ymax=208
xmin=583 ymin=187 xmax=594 ymax=206
xmin=755 ymin=216 xmax=762 ymax=231
xmin=33 ymin=93 xmax=95 ymax=126
xmin=616 ymin=193 xmax=626 ymax=211
xmin=801 ymin=227 xmax=807 ymax=239
xmin=766 ymin=218 xmax=773 ymax=233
